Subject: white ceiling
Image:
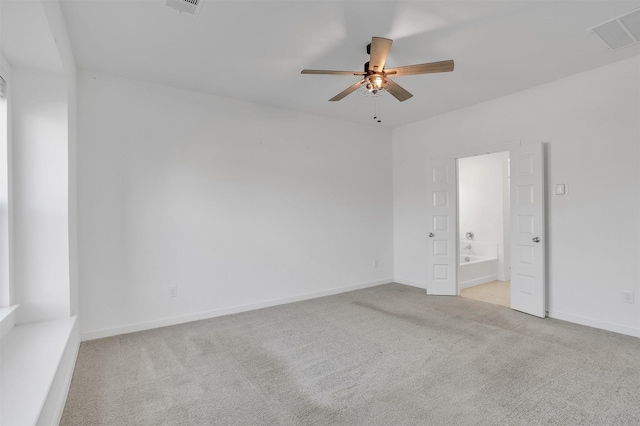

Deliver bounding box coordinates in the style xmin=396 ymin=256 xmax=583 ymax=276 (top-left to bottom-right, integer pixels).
xmin=57 ymin=0 xmax=640 ymax=128
xmin=1 ymin=0 xmax=64 ymax=73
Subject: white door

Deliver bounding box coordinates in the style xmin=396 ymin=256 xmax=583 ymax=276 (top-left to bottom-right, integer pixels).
xmin=510 ymin=142 xmax=546 ymax=317
xmin=426 ymin=158 xmax=457 ymax=295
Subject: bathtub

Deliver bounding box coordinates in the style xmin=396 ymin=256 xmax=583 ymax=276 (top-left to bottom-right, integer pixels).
xmin=458 ymin=241 xmax=498 ymax=289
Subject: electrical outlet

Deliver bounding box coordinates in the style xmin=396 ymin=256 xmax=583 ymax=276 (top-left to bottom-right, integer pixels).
xmin=169 ymin=286 xmax=178 ymax=298
xmin=622 ymin=290 xmax=634 ymax=304
xmin=374 ymin=259 xmax=379 ymax=268
xmin=554 ymin=184 xmax=566 ymax=195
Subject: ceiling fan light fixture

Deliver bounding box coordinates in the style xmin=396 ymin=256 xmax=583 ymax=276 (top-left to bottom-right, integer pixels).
xmin=364 ymin=74 xmax=386 ymax=93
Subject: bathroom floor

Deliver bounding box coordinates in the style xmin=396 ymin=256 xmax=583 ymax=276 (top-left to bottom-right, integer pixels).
xmin=460 ymin=280 xmax=510 ymax=307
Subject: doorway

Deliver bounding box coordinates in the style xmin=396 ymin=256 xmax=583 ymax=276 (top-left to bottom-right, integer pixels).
xmin=425 ymin=142 xmax=546 ymax=318
xmin=457 ymin=151 xmax=510 ymax=308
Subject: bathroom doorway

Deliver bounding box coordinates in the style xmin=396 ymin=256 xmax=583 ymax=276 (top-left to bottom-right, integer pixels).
xmin=426 ymin=142 xmax=546 ymax=317
xmin=457 ymin=151 xmax=511 ymax=307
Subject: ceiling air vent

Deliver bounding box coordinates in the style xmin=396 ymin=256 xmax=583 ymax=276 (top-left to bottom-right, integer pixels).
xmin=590 ymin=8 xmax=640 ymax=50
xmin=165 ymin=0 xmax=203 ymax=15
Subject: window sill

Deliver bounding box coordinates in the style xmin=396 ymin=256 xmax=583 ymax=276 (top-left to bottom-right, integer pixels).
xmin=0 ymin=304 xmax=19 ymax=340
xmin=1 ymin=316 xmax=78 ymax=425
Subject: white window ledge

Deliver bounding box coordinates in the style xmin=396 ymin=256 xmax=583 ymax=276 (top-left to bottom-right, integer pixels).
xmin=1 ymin=316 xmax=78 ymax=426
xmin=0 ymin=304 xmax=19 ymax=340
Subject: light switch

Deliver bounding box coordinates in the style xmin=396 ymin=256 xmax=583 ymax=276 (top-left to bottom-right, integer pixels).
xmin=555 ymin=184 xmax=566 ymax=195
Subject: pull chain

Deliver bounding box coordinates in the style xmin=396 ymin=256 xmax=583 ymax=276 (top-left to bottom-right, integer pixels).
xmin=373 ymin=98 xmax=382 ymax=123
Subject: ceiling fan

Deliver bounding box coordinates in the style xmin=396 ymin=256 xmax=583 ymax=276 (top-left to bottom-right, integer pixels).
xmin=301 ymin=36 xmax=454 ymax=102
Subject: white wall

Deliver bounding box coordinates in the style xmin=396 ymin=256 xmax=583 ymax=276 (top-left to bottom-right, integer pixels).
xmin=78 ymin=71 xmax=394 ymax=339
xmin=0 ymin=53 xmax=12 ymax=307
xmin=458 ymin=151 xmax=509 ymax=280
xmin=12 ymin=67 xmax=70 ymax=324
xmin=393 ymin=56 xmax=640 ymax=337
xmin=42 ymin=0 xmax=80 ymax=321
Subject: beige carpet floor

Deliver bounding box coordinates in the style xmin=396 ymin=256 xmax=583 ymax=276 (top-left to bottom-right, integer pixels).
xmin=61 ymin=283 xmax=640 ymax=425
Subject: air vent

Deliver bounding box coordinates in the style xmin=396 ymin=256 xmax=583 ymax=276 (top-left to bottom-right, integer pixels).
xmin=165 ymin=0 xmax=203 ymax=15
xmin=590 ymin=8 xmax=640 ymax=50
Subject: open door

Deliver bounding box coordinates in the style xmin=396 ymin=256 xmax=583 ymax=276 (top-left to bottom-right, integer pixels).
xmin=426 ymin=158 xmax=457 ymax=295
xmin=510 ymin=142 xmax=546 ymax=317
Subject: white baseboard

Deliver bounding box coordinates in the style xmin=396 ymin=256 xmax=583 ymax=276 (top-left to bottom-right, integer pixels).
xmin=459 ymin=274 xmax=498 ymax=290
xmin=81 ymin=278 xmax=394 ymax=341
xmin=548 ymin=310 xmax=640 ymax=339
xmin=393 ymin=278 xmax=426 ymax=289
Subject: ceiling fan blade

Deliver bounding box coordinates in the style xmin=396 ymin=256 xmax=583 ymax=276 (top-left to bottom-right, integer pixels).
xmin=369 ymin=37 xmax=393 ymax=73
xmin=386 ymin=79 xmax=413 ymax=102
xmin=385 ymin=60 xmax=454 ymax=77
xmin=329 ymin=79 xmax=366 ymax=101
xmin=301 ymin=69 xmax=365 ymax=76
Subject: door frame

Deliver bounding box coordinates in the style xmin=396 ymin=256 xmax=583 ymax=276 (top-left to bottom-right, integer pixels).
xmin=428 ymin=141 xmax=547 ymax=314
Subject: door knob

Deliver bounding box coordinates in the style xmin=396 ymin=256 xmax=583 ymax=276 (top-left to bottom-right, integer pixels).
xmin=532 ymin=237 xmax=540 ymax=243
xmin=429 ymin=233 xmax=435 ymax=237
